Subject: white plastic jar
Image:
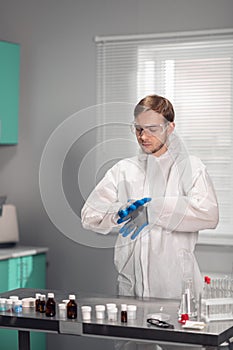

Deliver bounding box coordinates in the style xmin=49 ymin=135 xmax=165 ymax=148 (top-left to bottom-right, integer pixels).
xmin=9 ymin=296 xmax=19 ymax=309
xmin=22 ymin=297 xmax=36 ymax=308
xmin=107 ymin=307 xmax=118 ymax=321
xmin=106 ymin=303 xmax=116 ymax=310
xmin=81 ymin=306 xmax=92 ymax=320
xmin=95 ymin=305 xmax=105 ymax=319
xmin=58 ymin=303 xmax=66 ymax=319
xmin=127 ymin=305 xmax=137 ymax=320
xmin=6 ymin=299 xmax=13 ymax=312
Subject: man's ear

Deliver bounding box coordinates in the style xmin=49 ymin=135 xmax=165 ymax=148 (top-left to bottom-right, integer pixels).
xmin=168 ymin=122 xmax=175 ymax=135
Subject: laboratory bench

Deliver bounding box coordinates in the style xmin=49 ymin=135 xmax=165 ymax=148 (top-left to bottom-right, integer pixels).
xmin=0 ymin=288 xmax=233 ymax=350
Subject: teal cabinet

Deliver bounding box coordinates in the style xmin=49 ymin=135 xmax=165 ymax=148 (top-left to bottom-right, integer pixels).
xmin=0 ymin=253 xmax=47 ymax=350
xmin=0 ymin=41 xmax=20 ymax=144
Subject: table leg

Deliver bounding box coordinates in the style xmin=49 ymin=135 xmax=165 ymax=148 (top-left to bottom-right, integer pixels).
xmin=18 ymin=330 xmax=30 ymax=350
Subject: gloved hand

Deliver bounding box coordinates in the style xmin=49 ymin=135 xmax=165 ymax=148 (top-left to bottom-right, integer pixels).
xmin=117 ymin=197 xmax=151 ymax=240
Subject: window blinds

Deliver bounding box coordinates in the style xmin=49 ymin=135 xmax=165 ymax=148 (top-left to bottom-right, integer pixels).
xmin=96 ymin=29 xmax=233 ymax=243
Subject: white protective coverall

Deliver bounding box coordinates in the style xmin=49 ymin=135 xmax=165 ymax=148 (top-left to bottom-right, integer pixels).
xmin=81 ymin=133 xmax=219 ymax=299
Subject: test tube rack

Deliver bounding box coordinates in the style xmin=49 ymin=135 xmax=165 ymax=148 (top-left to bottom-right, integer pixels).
xmin=201 ymin=297 xmax=233 ymax=322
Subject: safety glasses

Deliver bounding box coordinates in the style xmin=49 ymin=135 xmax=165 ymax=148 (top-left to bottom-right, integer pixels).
xmin=147 ymin=318 xmax=174 ymax=329
xmin=130 ymin=123 xmax=169 ymax=137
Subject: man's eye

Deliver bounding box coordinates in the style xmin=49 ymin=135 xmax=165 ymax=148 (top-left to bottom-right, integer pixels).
xmin=148 ymin=126 xmax=159 ymax=133
xmin=135 ymin=127 xmax=143 ymax=132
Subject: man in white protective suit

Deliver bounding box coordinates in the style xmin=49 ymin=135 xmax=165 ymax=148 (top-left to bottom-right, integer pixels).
xmin=81 ymin=94 xmax=219 ymax=301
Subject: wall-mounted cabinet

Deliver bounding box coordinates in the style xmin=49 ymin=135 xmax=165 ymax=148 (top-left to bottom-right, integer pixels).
xmin=0 ymin=41 xmax=20 ymax=145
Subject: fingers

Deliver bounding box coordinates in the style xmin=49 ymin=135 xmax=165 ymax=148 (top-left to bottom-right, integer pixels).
xmin=142 ymin=197 xmax=152 ymax=204
xmin=119 ymin=223 xmax=135 ymax=237
xmin=117 ymin=215 xmax=130 ymax=224
xmin=130 ymin=222 xmax=148 ymax=240
xmin=131 ymin=197 xmax=152 ymax=209
xmin=119 ymin=222 xmax=149 ymax=239
xmin=118 ymin=208 xmax=129 ymax=218
xmin=118 ymin=203 xmax=137 ymax=218
xmin=117 ymin=197 xmax=151 ymax=221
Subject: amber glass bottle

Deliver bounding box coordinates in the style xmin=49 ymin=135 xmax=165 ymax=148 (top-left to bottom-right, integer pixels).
xmin=67 ymin=294 xmax=77 ymax=319
xmin=39 ymin=294 xmax=46 ymax=313
xmin=45 ymin=293 xmax=56 ymax=317
xmin=35 ymin=293 xmax=41 ymax=312
xmin=121 ymin=304 xmax=127 ymax=323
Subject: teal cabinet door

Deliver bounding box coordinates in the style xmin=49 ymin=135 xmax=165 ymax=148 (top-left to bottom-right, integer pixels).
xmin=21 ymin=254 xmax=46 ymax=289
xmin=0 ymin=41 xmax=20 ymax=144
xmin=0 ymin=257 xmax=21 ymax=292
xmin=8 ymin=257 xmax=21 ymax=290
xmin=0 ymin=253 xmax=47 ymax=350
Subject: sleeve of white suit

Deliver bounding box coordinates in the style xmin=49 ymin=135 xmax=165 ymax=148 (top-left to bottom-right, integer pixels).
xmin=81 ymin=164 xmax=123 ymax=234
xmin=147 ymin=158 xmax=219 ymax=232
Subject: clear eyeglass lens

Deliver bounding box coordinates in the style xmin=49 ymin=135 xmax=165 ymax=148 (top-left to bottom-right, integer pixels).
xmin=131 ymin=123 xmax=168 ymax=136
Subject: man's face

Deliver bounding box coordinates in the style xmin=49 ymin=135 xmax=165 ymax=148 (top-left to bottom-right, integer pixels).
xmin=134 ymin=110 xmax=174 ymax=157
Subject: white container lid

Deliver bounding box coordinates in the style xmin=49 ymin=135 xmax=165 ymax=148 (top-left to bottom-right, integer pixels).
xmin=0 ymin=298 xmax=7 ymax=303
xmin=69 ymin=294 xmax=76 ymax=300
xmin=47 ymin=293 xmax=54 ymax=298
xmin=81 ymin=306 xmax=92 ymax=312
xmin=95 ymin=305 xmax=105 ymax=311
xmin=62 ymin=299 xmax=70 ymax=304
xmin=127 ymin=305 xmax=137 ymax=311
xmin=106 ymin=303 xmax=116 ymax=309
xmin=108 ymin=307 xmax=118 ymax=313
xmin=22 ymin=298 xmax=36 ymax=307
xmin=35 ymin=293 xmax=41 ymax=299
xmin=9 ymin=296 xmax=19 ymax=301
xmin=6 ymin=299 xmax=13 ymax=304
xmin=121 ymin=304 xmax=127 ymax=311
xmin=15 ymin=300 xmax=22 ymax=305
xmin=58 ymin=303 xmax=66 ymax=310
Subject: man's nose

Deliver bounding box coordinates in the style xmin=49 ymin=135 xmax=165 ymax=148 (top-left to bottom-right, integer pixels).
xmin=139 ymin=129 xmax=148 ymax=138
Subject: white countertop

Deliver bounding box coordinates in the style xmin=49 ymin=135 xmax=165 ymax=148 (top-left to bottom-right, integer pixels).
xmin=0 ymin=245 xmax=48 ymax=260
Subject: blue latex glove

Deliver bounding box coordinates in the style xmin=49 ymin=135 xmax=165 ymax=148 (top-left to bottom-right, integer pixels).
xmin=117 ymin=197 xmax=151 ymax=240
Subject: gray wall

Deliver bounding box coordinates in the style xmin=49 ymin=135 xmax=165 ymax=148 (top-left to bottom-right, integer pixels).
xmin=0 ymin=1 xmax=233 ymax=349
